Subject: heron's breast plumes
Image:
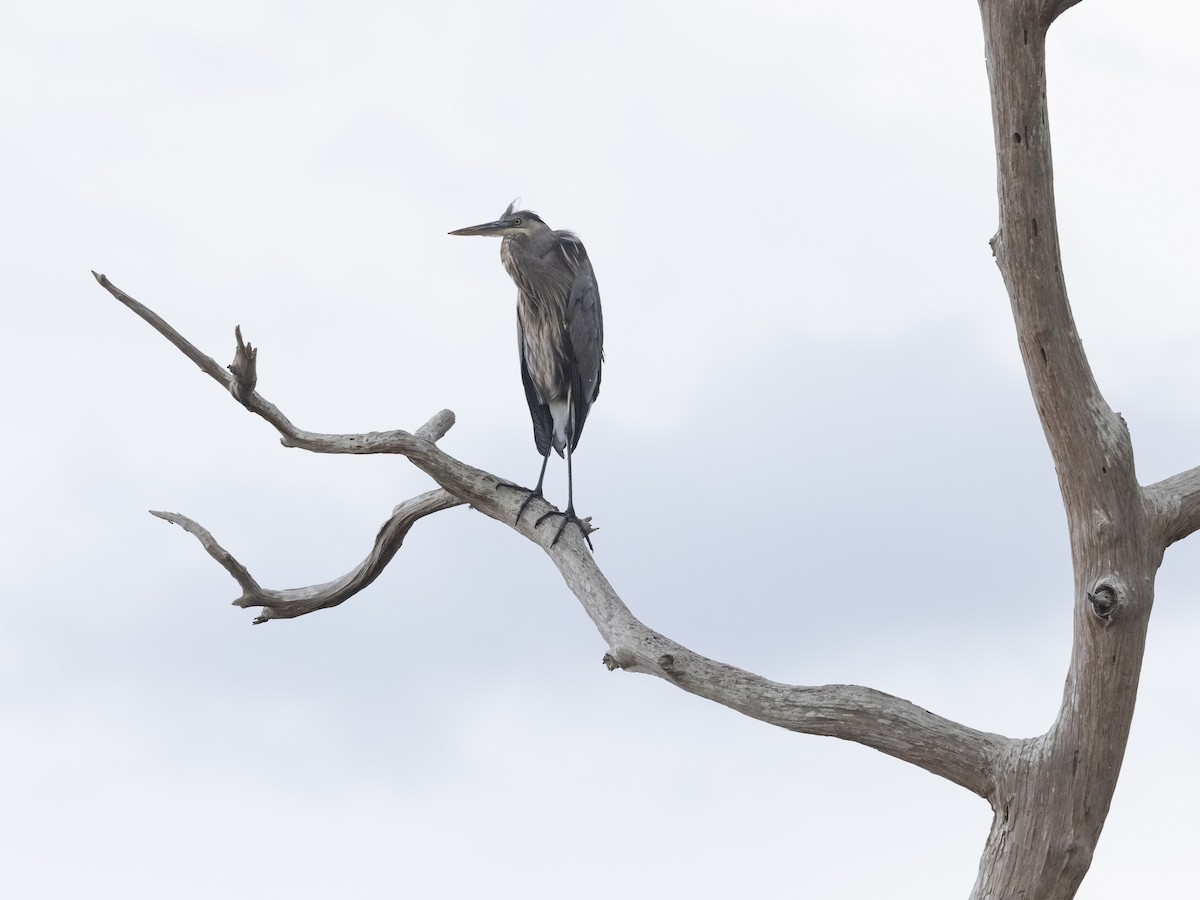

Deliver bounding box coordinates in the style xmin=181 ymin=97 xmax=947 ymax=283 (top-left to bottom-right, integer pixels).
xmin=518 ymin=296 xmax=570 ymax=400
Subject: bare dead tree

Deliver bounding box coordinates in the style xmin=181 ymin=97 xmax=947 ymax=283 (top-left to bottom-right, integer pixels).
xmin=93 ymin=2 xmax=1200 ymax=896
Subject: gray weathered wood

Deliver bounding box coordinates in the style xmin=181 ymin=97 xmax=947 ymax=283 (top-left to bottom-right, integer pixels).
xmin=94 ymin=271 xmax=1010 ymax=796
xmin=94 ymin=2 xmax=1200 ymax=891
xmin=969 ymin=0 xmax=1195 ymax=896
xmin=151 ymin=489 xmax=462 ymax=623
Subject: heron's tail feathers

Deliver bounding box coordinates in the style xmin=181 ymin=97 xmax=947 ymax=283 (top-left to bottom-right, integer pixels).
xmin=548 ymin=397 xmax=571 ymax=456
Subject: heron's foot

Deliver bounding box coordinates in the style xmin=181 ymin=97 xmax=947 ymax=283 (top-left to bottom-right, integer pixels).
xmin=534 ymin=507 xmax=596 ymax=551
xmin=495 ymin=481 xmax=543 ymax=524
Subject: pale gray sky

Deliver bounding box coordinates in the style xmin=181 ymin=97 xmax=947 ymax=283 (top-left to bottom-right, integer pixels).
xmin=3 ymin=1 xmax=1199 ymax=897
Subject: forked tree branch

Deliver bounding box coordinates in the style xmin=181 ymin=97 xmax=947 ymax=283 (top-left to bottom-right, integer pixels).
xmin=972 ymin=1 xmax=1169 ymax=897
xmin=95 ymin=271 xmax=1011 ymax=799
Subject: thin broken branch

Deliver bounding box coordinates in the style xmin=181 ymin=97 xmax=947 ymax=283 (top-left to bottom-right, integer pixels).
xmin=153 ymin=488 xmax=462 ymax=623
xmin=971 ymin=1 xmax=1162 ymax=895
xmin=94 ymin=271 xmax=232 ymax=387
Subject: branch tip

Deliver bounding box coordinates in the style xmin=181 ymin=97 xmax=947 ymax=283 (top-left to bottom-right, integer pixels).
xmin=416 ymin=409 xmax=456 ymax=442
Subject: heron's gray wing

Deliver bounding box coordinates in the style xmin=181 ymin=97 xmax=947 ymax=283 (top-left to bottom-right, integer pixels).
xmin=563 ymin=241 xmax=603 ymax=450
xmin=517 ymin=308 xmax=554 ymax=457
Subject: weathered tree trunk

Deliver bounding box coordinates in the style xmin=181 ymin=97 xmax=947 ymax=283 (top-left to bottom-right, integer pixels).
xmin=970 ymin=1 xmax=1165 ymax=896
xmin=94 ymin=2 xmax=1200 ymax=897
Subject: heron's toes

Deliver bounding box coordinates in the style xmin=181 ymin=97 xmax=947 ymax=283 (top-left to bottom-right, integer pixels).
xmin=535 ymin=508 xmax=596 ymax=551
xmin=496 ymin=481 xmax=542 ymax=524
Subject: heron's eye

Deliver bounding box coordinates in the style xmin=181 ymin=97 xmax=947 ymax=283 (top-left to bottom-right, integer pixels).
xmin=512 ymin=217 xmax=522 ymax=225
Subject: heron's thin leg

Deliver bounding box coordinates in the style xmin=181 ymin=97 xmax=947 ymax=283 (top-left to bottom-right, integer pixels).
xmin=496 ymin=452 xmax=550 ymax=524
xmin=535 ymin=441 xmax=594 ymax=551
xmin=518 ymin=453 xmax=551 ymax=521
xmin=564 ymin=441 xmax=576 ymax=517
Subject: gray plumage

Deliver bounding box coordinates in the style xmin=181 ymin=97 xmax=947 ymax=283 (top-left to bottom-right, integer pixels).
xmin=450 ymin=201 xmax=604 ymax=546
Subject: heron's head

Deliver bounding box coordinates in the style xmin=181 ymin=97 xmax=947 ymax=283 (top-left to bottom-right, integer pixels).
xmin=449 ymin=200 xmax=546 ymax=238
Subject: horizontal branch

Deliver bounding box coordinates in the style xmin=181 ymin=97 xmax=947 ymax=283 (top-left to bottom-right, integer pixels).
xmin=154 ymin=488 xmax=463 ymax=622
xmin=1144 ymin=466 xmax=1200 ymax=549
xmin=585 ymin=580 xmax=1006 ymax=796
xmin=611 ymin=637 xmax=1007 ymax=797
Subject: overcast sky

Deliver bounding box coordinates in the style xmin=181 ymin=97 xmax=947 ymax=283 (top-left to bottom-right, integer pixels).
xmin=3 ymin=1 xmax=1199 ymax=897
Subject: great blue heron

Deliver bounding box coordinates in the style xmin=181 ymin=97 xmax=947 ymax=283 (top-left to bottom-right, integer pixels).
xmin=450 ymin=202 xmax=604 ymax=548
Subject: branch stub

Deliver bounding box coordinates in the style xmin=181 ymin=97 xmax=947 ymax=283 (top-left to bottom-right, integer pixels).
xmin=228 ymin=325 xmax=258 ymax=404
xmin=1086 ymin=584 xmax=1119 ymax=625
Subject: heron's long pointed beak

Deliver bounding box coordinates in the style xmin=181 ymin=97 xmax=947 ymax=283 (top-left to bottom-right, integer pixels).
xmin=448 ymin=220 xmax=507 ymax=237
